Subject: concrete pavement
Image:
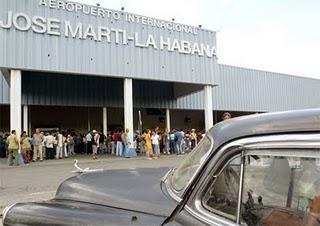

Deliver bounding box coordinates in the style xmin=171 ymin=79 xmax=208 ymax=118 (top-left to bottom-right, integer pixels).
xmin=0 ymin=154 xmax=182 ymax=224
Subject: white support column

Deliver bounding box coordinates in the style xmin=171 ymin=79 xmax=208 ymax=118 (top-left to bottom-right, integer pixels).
xmin=124 ymin=78 xmax=133 ymax=145
xmin=23 ymin=105 xmax=28 ymax=133
xmin=103 ymin=107 xmax=107 ymax=135
xmin=166 ymin=108 xmax=171 ymax=131
xmin=204 ymin=85 xmax=213 ymax=131
xmin=10 ymin=70 xmax=22 ymax=137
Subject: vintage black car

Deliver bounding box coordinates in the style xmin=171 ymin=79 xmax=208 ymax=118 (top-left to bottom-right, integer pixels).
xmin=3 ymin=109 xmax=320 ymax=226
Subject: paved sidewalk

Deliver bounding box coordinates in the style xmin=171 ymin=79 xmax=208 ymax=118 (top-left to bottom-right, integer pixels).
xmin=0 ymin=154 xmax=182 ymax=224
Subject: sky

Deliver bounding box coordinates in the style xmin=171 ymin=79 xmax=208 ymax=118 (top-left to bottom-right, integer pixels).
xmin=76 ymin=0 xmax=320 ymax=79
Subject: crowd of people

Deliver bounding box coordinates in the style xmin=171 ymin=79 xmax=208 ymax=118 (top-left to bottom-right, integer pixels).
xmin=0 ymin=127 xmax=205 ymax=166
xmin=0 ymin=112 xmax=233 ymax=166
xmin=0 ymin=128 xmax=79 ymax=166
xmin=134 ymin=128 xmax=204 ymax=159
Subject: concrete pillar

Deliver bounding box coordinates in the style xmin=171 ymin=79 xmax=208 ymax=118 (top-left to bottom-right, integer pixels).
xmin=204 ymin=85 xmax=213 ymax=131
xmin=166 ymin=108 xmax=171 ymax=131
xmin=124 ymin=78 xmax=133 ymax=145
xmin=10 ymin=70 xmax=22 ymax=137
xmin=103 ymin=107 xmax=107 ymax=135
xmin=23 ymin=105 xmax=28 ymax=133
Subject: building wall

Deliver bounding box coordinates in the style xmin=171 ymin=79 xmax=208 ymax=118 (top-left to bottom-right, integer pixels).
xmin=22 ymin=72 xmax=124 ymax=107
xmin=213 ymin=65 xmax=320 ymax=112
xmin=0 ymin=0 xmax=218 ymax=85
xmin=1 ymin=65 xmax=320 ymax=112
xmin=0 ymin=71 xmax=9 ymax=104
xmin=162 ymin=64 xmax=320 ymax=112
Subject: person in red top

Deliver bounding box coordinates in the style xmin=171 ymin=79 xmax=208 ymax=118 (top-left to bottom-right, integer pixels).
xmin=113 ymin=131 xmax=121 ymax=156
xmin=112 ymin=132 xmax=119 ymax=145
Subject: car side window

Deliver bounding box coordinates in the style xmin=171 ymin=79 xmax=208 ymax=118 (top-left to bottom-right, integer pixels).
xmin=202 ymin=156 xmax=241 ymax=221
xmin=241 ymin=154 xmax=320 ymax=226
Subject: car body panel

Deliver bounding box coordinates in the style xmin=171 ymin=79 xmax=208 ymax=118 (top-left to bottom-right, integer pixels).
xmin=55 ymin=167 xmax=177 ymax=217
xmin=4 ymin=199 xmax=166 ymax=226
xmin=209 ymin=109 xmax=320 ymax=153
xmin=3 ymin=167 xmax=177 ymax=226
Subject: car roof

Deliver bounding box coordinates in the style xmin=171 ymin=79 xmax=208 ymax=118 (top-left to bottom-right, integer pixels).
xmin=208 ymin=108 xmax=320 ymax=150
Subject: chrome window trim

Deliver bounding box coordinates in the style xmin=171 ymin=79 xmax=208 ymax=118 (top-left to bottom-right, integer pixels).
xmin=160 ymin=168 xmax=182 ymax=203
xmin=165 ymin=134 xmax=215 ymax=200
xmin=236 ymin=152 xmax=245 ymax=224
xmin=164 ymin=171 xmax=183 ymax=202
xmin=185 ymin=133 xmax=320 ymax=225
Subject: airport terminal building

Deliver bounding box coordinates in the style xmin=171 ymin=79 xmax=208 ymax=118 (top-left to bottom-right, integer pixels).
xmin=0 ymin=0 xmax=320 ymax=141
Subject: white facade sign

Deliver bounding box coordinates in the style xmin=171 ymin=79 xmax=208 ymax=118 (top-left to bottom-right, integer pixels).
xmin=38 ymin=0 xmax=198 ymax=35
xmin=0 ymin=0 xmax=217 ymax=58
xmin=0 ymin=0 xmax=218 ymax=85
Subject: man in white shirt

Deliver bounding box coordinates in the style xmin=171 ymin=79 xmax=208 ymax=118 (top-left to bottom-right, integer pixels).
xmin=44 ymin=132 xmax=56 ymax=160
xmin=55 ymin=131 xmax=63 ymax=159
xmin=151 ymin=131 xmax=160 ymax=156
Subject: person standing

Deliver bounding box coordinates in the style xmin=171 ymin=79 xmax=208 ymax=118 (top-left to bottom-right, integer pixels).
xmin=144 ymin=130 xmax=153 ymax=159
xmin=190 ymin=129 xmax=197 ymax=151
xmin=151 ymin=131 xmax=160 ymax=157
xmin=32 ymin=128 xmax=44 ymax=162
xmin=106 ymin=132 xmax=112 ymax=154
xmin=115 ymin=130 xmax=123 ymax=157
xmin=7 ymin=130 xmax=19 ymax=166
xmin=169 ymin=130 xmax=176 ymax=154
xmin=175 ymin=129 xmax=184 ymax=155
xmin=63 ymin=132 xmax=68 ymax=157
xmin=140 ymin=131 xmax=146 ymax=156
xmin=92 ymin=130 xmax=99 ymax=160
xmin=21 ymin=131 xmax=32 ymax=163
xmin=44 ymin=132 xmax=56 ymax=160
xmin=55 ymin=131 xmax=63 ymax=159
xmin=82 ymin=134 xmax=87 ymax=154
xmin=163 ymin=129 xmax=170 ymax=155
xmin=85 ymin=131 xmax=92 ymax=155
xmin=121 ymin=128 xmax=131 ymax=157
xmin=98 ymin=132 xmax=106 ymax=157
xmin=110 ymin=132 xmax=115 ymax=155
xmin=67 ymin=134 xmax=75 ymax=156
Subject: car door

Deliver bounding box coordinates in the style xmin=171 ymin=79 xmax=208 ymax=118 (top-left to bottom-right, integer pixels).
xmin=171 ymin=133 xmax=320 ymax=226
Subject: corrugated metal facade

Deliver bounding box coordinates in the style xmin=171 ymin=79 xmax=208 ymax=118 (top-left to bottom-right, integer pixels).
xmin=0 ymin=71 xmax=9 ymax=104
xmin=1 ymin=65 xmax=319 ymax=112
xmin=135 ymin=64 xmax=320 ymax=111
xmin=0 ymin=0 xmax=218 ymax=85
xmin=0 ymin=1 xmax=319 ymax=112
xmin=22 ymin=72 xmax=123 ymax=107
xmin=213 ymin=65 xmax=320 ymax=112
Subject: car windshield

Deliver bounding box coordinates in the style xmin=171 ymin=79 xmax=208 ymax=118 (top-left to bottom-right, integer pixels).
xmin=171 ymin=136 xmax=212 ymax=191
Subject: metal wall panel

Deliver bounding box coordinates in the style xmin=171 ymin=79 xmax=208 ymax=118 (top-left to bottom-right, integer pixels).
xmin=213 ymin=65 xmax=320 ymax=112
xmin=169 ymin=64 xmax=320 ymax=111
xmin=0 ymin=0 xmax=218 ymax=85
xmin=22 ymin=72 xmax=124 ymax=107
xmin=133 ymin=80 xmax=175 ymax=109
xmin=0 ymin=71 xmax=9 ymax=104
xmin=1 ymin=65 xmax=320 ymax=112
